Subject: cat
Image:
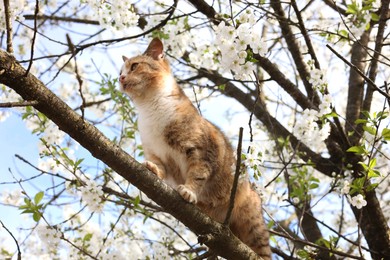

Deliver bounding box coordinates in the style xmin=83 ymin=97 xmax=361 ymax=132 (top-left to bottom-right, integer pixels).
xmin=119 ymin=37 xmax=271 ymax=259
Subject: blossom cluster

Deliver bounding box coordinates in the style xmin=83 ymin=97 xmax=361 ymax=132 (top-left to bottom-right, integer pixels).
xmin=82 ymin=0 xmax=139 ymax=31
xmin=36 ymin=225 xmax=62 ymax=250
xmin=339 ymin=179 xmax=368 ymax=209
xmin=292 ymin=94 xmax=332 ymax=151
xmin=308 ymin=68 xmax=328 ymax=93
xmin=78 ymin=178 xmax=104 ymax=213
xmin=213 ymin=10 xmax=267 ymax=80
xmin=243 ymin=143 xmax=264 ymax=169
xmin=159 ymin=19 xmax=193 ymax=58
xmin=346 ymin=3 xmax=373 ymax=38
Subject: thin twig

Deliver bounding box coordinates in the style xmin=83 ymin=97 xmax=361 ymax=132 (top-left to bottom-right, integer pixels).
xmin=326 ymin=44 xmax=390 ymax=101
xmin=224 ymin=127 xmax=243 ymax=226
xmin=23 ymin=14 xmax=100 ymax=25
xmin=25 ymin=0 xmax=39 ymax=76
xmin=96 ymin=208 xmax=127 ymax=258
xmin=3 ymin=0 xmax=13 ymax=53
xmin=0 ymin=100 xmax=38 ymax=107
xmin=291 ymin=0 xmax=321 ymax=70
xmin=0 ymin=220 xmax=21 ymax=260
xmin=66 ymin=34 xmax=86 ymax=119
xmin=248 ymin=71 xmax=262 ymax=148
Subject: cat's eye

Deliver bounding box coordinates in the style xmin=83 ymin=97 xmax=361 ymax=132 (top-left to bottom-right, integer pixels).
xmin=131 ymin=63 xmax=139 ymax=71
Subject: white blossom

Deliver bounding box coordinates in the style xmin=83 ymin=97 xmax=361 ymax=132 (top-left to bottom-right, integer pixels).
xmin=0 ymin=0 xmax=26 ymax=32
xmin=0 ymin=189 xmax=23 ymax=205
xmin=243 ymin=144 xmax=263 ymax=168
xmin=214 ymin=19 xmax=266 ymax=80
xmin=292 ymin=197 xmax=300 ymax=204
xmin=82 ymin=0 xmax=139 ymax=32
xmin=308 ymin=68 xmax=327 ymax=91
xmin=79 ymin=178 xmax=104 ymax=213
xmin=36 ymin=225 xmax=62 ymax=250
xmin=348 ymin=194 xmax=367 ymax=209
xmin=340 ymin=180 xmax=351 ymax=195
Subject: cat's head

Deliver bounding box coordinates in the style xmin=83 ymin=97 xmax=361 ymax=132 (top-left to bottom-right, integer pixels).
xmin=119 ymin=38 xmax=173 ymax=102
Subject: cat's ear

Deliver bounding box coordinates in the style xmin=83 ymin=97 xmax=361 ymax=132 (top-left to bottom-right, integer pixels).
xmin=144 ymin=38 xmax=164 ymax=60
xmin=122 ymin=55 xmax=129 ymax=62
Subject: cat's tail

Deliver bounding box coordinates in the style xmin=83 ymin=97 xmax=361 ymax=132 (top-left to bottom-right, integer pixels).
xmin=230 ymin=183 xmax=272 ymax=259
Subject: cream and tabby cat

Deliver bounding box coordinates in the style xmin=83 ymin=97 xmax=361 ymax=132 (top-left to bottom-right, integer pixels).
xmin=119 ymin=38 xmax=271 ymax=259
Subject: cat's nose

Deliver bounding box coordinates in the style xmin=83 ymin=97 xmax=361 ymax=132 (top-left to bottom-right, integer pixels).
xmin=119 ymin=75 xmax=125 ymax=83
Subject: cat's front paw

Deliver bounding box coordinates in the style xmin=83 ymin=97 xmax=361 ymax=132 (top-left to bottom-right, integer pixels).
xmin=177 ymin=185 xmax=197 ymax=204
xmin=144 ymin=161 xmax=163 ymax=179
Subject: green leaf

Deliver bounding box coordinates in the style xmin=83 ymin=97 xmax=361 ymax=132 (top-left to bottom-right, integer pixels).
xmin=346 ymin=4 xmax=358 ymax=14
xmin=74 ymin=158 xmax=85 ymax=168
xmin=347 ymin=146 xmax=367 ymax=155
xmin=83 ymin=233 xmax=93 ymax=242
xmin=358 ymin=161 xmax=369 ymax=171
xmin=368 ymin=158 xmax=376 ymax=169
xmin=133 ymin=195 xmax=141 ymax=207
xmin=370 ymin=13 xmax=379 ymax=22
xmin=21 ymin=209 xmax=34 ymax=214
xmin=355 ymin=118 xmax=367 ymax=124
xmin=363 ymin=125 xmax=376 ymax=135
xmin=362 ymin=111 xmax=371 ymax=119
xmin=34 ymin=191 xmax=44 ymax=205
xmin=368 ymin=169 xmax=380 ymax=178
xmin=339 ymin=29 xmax=348 ymax=38
xmin=382 ymin=128 xmax=390 ymax=141
xmin=297 ymin=249 xmax=310 ymax=258
xmin=33 ymin=212 xmax=41 ymax=222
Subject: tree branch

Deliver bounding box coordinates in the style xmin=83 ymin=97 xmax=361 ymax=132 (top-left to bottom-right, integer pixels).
xmin=344 ymin=30 xmax=371 ymax=144
xmin=0 ymin=49 xmax=260 ymax=260
xmin=224 ymin=127 xmax=243 ymax=226
xmin=23 ymin=14 xmax=100 ymax=25
xmin=187 ymin=0 xmax=316 ymax=111
xmin=363 ymin=0 xmax=390 ymax=111
xmin=270 ymin=0 xmax=320 ymax=106
xmin=0 ymin=220 xmax=21 ymax=260
xmin=0 ymin=101 xmax=39 ymax=107
xmin=25 ymin=0 xmax=39 ymax=76
xmin=3 ymin=0 xmax=13 ymax=53
xmin=350 ymin=190 xmax=390 ymax=259
xmin=198 ymin=69 xmax=342 ymax=177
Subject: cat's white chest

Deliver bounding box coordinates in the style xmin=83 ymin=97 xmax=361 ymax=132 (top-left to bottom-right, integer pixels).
xmin=137 ymin=99 xmax=187 ymax=184
xmin=137 ymin=101 xmax=172 ymax=154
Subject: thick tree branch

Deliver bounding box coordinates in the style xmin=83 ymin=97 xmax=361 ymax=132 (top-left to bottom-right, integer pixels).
xmin=187 ymin=0 xmax=316 ymax=111
xmin=350 ymin=190 xmax=390 ymax=259
xmin=322 ymin=0 xmax=347 ymax=16
xmin=198 ymin=70 xmax=342 ymax=177
xmin=345 ymin=30 xmax=371 ymax=145
xmin=254 ymin=54 xmax=316 ymax=110
xmin=3 ymin=0 xmax=13 ymax=53
xmin=270 ymin=0 xmax=321 ymax=106
xmin=0 ymin=50 xmax=260 ymax=260
xmin=186 ymin=0 xmax=220 ymax=25
xmin=363 ymin=0 xmax=390 ymax=111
